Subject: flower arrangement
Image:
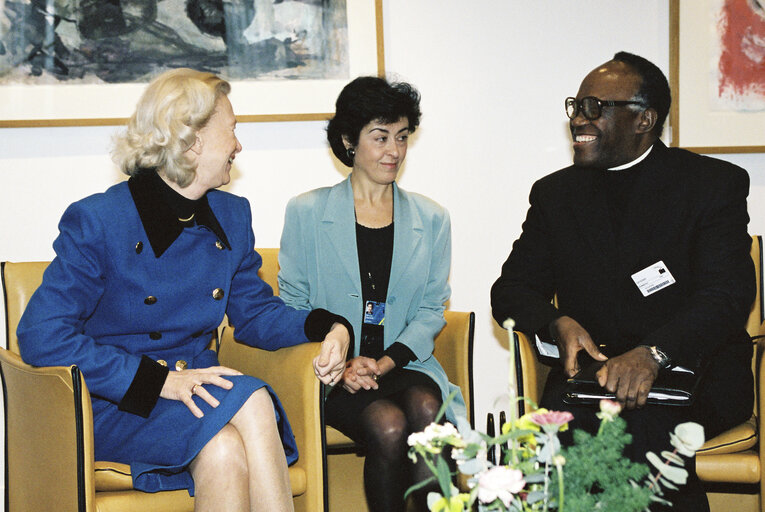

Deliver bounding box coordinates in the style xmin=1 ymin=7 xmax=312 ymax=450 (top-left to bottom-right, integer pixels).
xmin=406 ymin=319 xmax=706 ymax=512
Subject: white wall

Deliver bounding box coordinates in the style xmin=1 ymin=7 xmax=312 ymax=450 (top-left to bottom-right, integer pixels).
xmin=1 ymin=1 xmax=764 ymax=502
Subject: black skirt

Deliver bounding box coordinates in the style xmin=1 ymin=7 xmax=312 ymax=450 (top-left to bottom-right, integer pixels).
xmin=325 ymin=368 xmax=441 ymax=445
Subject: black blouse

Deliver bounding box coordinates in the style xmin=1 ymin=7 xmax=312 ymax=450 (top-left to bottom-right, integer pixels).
xmin=355 ymin=222 xmax=415 ymax=366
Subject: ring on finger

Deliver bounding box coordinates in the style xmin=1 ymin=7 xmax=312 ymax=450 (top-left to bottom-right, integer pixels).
xmin=372 ymin=374 xmax=378 ymax=382
xmin=191 ymin=384 xmax=199 ymax=395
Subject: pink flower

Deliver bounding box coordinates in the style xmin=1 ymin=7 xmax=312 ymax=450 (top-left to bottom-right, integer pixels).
xmin=530 ymin=410 xmax=574 ymax=428
xmin=477 ymin=466 xmax=526 ymax=507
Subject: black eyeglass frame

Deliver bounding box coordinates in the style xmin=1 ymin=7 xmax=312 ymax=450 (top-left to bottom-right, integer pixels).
xmin=565 ymin=96 xmax=646 ymax=120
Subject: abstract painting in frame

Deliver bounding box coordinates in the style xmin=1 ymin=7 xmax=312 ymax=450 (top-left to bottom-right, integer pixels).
xmin=0 ymin=0 xmax=384 ymax=127
xmin=670 ymin=0 xmax=765 ymax=153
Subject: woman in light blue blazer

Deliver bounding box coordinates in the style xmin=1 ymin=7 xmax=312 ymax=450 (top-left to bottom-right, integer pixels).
xmin=279 ymin=77 xmax=465 ymax=512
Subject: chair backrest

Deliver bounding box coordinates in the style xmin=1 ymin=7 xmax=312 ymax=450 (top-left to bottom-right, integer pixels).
xmin=747 ymin=236 xmax=763 ymax=340
xmin=2 ymin=261 xmax=49 ymax=355
xmin=747 ymin=236 xmax=764 ymax=412
xmin=256 ymin=248 xmax=281 ymax=295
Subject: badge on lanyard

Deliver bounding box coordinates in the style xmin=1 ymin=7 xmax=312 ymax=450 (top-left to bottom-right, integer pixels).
xmin=364 ymin=300 xmax=385 ymax=325
xmin=631 ymin=260 xmax=676 ymax=297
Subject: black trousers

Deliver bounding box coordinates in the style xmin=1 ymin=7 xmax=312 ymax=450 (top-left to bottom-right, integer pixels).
xmin=540 ymin=366 xmax=749 ymax=512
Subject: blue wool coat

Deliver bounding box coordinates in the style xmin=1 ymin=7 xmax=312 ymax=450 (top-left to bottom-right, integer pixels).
xmin=278 ymin=176 xmax=466 ymax=422
xmin=17 ymin=180 xmax=311 ymax=493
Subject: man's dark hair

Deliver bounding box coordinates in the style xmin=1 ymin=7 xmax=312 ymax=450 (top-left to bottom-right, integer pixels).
xmin=327 ymin=76 xmax=421 ymax=167
xmin=612 ymin=51 xmax=671 ymax=135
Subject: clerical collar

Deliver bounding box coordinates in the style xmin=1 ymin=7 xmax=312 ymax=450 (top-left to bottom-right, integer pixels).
xmin=128 ymin=169 xmax=231 ymax=258
xmin=607 ymin=145 xmax=654 ymax=171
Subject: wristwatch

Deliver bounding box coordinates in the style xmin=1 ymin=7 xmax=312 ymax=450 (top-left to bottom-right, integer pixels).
xmin=644 ymin=345 xmax=672 ymax=369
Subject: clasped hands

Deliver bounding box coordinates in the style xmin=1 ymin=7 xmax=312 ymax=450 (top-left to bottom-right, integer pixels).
xmin=551 ymin=315 xmax=660 ymax=409
xmin=162 ymin=322 xmax=352 ymax=417
xmin=336 ymin=355 xmax=396 ymax=394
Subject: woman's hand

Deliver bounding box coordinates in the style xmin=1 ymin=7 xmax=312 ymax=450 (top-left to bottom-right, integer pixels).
xmin=313 ymin=322 xmax=351 ymax=386
xmin=160 ymin=366 xmax=243 ymax=418
xmin=342 ymin=356 xmax=381 ymax=394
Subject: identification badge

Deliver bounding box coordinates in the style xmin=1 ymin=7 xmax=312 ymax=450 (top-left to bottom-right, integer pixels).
xmin=631 ymin=261 xmax=676 ymax=297
xmin=364 ymin=300 xmax=385 ymax=325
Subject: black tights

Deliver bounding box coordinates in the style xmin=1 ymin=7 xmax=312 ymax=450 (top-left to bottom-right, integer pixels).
xmin=361 ymin=385 xmax=444 ymax=512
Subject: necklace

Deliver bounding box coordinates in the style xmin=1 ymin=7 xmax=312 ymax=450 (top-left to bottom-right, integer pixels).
xmin=178 ymin=213 xmax=195 ymax=222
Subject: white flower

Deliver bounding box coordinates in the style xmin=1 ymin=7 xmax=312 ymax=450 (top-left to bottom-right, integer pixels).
xmin=407 ymin=422 xmax=463 ymax=453
xmin=669 ymin=422 xmax=705 ymax=457
xmin=477 ymin=466 xmax=526 ymax=507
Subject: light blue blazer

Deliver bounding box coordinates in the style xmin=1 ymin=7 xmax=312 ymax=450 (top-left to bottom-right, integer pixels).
xmin=278 ymin=175 xmax=466 ymax=422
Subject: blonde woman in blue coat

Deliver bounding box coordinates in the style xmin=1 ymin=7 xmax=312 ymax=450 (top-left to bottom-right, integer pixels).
xmin=279 ymin=77 xmax=465 ymax=512
xmin=17 ymin=69 xmax=351 ymax=512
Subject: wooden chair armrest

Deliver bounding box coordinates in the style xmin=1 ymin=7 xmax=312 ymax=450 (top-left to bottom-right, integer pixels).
xmin=514 ymin=331 xmax=551 ymax=414
xmin=0 ymin=348 xmax=96 ymax=511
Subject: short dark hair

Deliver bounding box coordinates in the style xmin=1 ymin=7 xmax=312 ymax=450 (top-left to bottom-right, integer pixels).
xmin=612 ymin=51 xmax=671 ymax=135
xmin=327 ymin=76 xmax=421 ymax=167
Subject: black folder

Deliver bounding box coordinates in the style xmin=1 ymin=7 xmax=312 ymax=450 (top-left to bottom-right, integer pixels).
xmin=563 ymin=361 xmax=700 ymax=407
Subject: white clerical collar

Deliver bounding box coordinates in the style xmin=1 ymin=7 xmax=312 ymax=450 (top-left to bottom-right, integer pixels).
xmin=607 ymin=145 xmax=653 ymax=171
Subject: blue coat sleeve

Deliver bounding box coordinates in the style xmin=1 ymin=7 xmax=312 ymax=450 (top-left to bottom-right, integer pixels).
xmin=17 ymin=200 xmax=145 ymax=404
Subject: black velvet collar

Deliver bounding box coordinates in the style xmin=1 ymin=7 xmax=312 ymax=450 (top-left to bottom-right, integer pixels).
xmin=128 ymin=170 xmax=231 ymax=258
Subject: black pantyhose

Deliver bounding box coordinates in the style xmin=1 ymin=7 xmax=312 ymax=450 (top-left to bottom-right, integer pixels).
xmin=360 ymin=385 xmax=444 ymax=512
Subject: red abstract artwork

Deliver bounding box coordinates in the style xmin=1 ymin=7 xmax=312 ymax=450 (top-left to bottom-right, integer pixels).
xmin=717 ymin=0 xmax=765 ymax=109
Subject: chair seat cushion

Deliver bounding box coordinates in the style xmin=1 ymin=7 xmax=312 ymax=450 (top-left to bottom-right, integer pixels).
xmin=325 ymin=426 xmax=355 ymax=448
xmin=94 ymin=461 xmax=307 ymax=496
xmin=697 ymin=415 xmax=757 ymax=456
xmin=95 ymin=461 xmax=134 ymax=492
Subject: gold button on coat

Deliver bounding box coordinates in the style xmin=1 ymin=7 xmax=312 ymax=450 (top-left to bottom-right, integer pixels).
xmin=135 ymin=241 xmax=143 ymax=254
xmin=175 ymin=360 xmax=188 ymax=371
xmin=212 ymin=288 xmax=224 ymax=300
xmin=157 ymin=359 xmax=167 ymax=367
xmin=215 ymin=240 xmax=224 ymax=250
xmin=144 ymin=296 xmax=157 ymax=305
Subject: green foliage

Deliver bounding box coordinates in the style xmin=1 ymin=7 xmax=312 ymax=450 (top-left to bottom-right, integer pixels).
xmin=560 ymin=418 xmax=654 ymax=512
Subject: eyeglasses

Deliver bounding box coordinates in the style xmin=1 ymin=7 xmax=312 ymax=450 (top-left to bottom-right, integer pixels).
xmin=565 ymin=96 xmax=646 ymax=120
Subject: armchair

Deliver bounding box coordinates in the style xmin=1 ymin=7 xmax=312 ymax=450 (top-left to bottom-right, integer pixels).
xmin=512 ymin=235 xmax=765 ymax=512
xmin=0 ymin=259 xmax=323 ymax=512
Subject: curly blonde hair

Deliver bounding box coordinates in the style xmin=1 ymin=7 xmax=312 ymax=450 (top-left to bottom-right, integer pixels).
xmin=112 ymin=68 xmax=231 ymax=187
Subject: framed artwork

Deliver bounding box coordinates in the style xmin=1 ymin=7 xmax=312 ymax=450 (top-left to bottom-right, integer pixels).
xmin=669 ymin=0 xmax=765 ymax=153
xmin=0 ymin=0 xmax=384 ymax=127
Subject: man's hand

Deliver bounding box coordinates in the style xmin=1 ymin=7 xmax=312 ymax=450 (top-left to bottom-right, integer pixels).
xmin=596 ymin=346 xmax=659 ymax=409
xmin=313 ymin=322 xmax=350 ymax=386
xmin=550 ymin=315 xmax=607 ymax=377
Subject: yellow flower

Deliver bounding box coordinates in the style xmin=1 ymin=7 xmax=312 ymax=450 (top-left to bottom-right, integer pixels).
xmin=430 ymin=493 xmax=470 ymax=512
xmin=502 ymin=408 xmax=545 ymax=445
